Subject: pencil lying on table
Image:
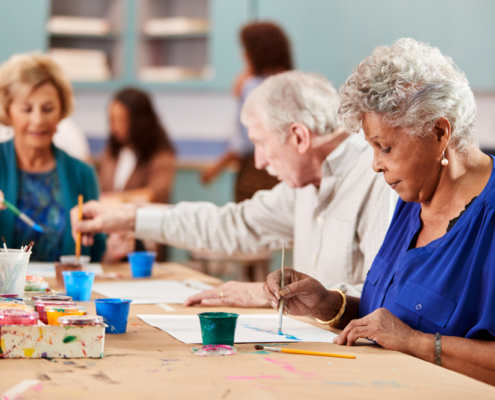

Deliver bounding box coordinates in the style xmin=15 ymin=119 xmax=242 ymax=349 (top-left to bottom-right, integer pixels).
xmin=254 ymin=345 xmax=356 ymax=359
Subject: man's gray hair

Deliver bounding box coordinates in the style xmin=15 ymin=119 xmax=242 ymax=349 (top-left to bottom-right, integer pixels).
xmin=241 ymin=70 xmax=341 ymax=139
xmin=339 ymin=38 xmax=477 ymax=153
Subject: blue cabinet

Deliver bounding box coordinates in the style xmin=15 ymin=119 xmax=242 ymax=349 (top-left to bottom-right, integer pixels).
xmin=0 ymin=0 xmax=50 ymax=63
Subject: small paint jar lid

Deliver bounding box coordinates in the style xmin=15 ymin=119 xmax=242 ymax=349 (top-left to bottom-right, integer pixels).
xmin=0 ymin=309 xmax=39 ymax=326
xmin=0 ymin=294 xmax=19 ymax=299
xmin=32 ymin=294 xmax=72 ymax=302
xmin=0 ymin=298 xmax=25 ymax=304
xmin=25 ymin=281 xmax=49 ymax=292
xmin=58 ymin=315 xmax=104 ymax=326
xmin=0 ymin=302 xmax=33 ymax=311
xmin=45 ymin=305 xmax=86 ymax=313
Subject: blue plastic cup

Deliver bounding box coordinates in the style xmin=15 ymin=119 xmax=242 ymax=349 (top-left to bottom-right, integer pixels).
xmin=62 ymin=271 xmax=95 ymax=301
xmin=128 ymin=251 xmax=156 ymax=278
xmin=94 ymin=298 xmax=132 ymax=334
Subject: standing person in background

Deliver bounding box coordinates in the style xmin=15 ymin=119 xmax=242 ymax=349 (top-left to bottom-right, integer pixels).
xmin=0 ymin=53 xmax=105 ymax=261
xmin=98 ymin=87 xmax=176 ymax=262
xmin=201 ymin=21 xmax=293 ymax=202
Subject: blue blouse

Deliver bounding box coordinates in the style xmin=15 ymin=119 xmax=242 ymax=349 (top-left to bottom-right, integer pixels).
xmin=360 ymin=155 xmax=495 ymax=340
xmin=12 ymin=169 xmax=65 ymax=262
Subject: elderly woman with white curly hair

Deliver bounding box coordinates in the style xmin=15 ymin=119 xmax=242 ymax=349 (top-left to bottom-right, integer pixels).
xmin=264 ymin=38 xmax=495 ymax=385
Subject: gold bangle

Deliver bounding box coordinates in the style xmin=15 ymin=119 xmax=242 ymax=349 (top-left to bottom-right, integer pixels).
xmin=315 ymin=288 xmax=347 ymax=325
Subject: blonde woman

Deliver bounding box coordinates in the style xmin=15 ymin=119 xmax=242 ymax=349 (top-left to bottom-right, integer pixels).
xmin=0 ymin=53 xmax=105 ymax=261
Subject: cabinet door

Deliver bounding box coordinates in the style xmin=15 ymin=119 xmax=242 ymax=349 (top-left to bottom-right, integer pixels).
xmin=257 ymin=0 xmax=495 ymax=89
xmin=0 ymin=0 xmax=50 ymax=63
xmin=208 ymin=0 xmax=251 ymax=90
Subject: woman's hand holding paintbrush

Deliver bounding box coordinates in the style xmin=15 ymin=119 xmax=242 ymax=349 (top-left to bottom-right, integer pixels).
xmin=264 ymin=268 xmax=343 ymax=322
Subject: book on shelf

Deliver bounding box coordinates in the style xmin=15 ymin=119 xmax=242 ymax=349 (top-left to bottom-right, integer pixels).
xmin=49 ymin=48 xmax=111 ymax=82
xmin=47 ymin=16 xmax=111 ymax=36
xmin=143 ymin=17 xmax=209 ymax=37
xmin=138 ymin=66 xmax=210 ymax=82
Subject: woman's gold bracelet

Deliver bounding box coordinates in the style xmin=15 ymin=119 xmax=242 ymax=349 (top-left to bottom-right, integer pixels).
xmin=315 ymin=288 xmax=347 ymax=325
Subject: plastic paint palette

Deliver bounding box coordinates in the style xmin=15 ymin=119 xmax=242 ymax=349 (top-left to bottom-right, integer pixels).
xmin=0 ymin=309 xmax=38 ymax=326
xmin=45 ymin=305 xmax=86 ymax=326
xmin=191 ymin=345 xmax=236 ymax=356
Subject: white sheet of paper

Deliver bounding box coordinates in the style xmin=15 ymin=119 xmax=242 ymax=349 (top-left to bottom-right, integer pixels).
xmin=26 ymin=262 xmax=104 ymax=278
xmin=92 ymin=280 xmax=214 ymax=304
xmin=137 ymin=314 xmax=338 ymax=344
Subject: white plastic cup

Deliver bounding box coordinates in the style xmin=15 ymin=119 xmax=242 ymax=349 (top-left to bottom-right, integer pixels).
xmin=0 ymin=250 xmax=32 ymax=296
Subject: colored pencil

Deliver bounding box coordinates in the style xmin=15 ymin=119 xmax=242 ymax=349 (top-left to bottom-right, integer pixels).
xmin=2 ymin=199 xmax=44 ymax=233
xmin=75 ymin=194 xmax=83 ymax=262
xmin=278 ymin=243 xmax=285 ymax=335
xmin=254 ymin=345 xmax=356 ymax=359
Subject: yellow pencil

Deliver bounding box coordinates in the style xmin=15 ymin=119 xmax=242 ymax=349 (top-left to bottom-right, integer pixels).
xmin=75 ymin=194 xmax=83 ymax=262
xmin=254 ymin=345 xmax=356 ymax=359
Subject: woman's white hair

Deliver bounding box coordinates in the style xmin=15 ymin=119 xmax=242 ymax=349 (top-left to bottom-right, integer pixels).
xmin=241 ymin=70 xmax=341 ymax=139
xmin=339 ymin=38 xmax=477 ymax=153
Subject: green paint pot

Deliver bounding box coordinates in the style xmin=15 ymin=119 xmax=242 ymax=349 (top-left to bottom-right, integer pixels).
xmin=198 ymin=312 xmax=239 ymax=346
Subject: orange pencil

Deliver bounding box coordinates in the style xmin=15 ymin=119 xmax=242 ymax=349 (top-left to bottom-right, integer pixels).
xmin=75 ymin=194 xmax=83 ymax=261
xmin=254 ymin=345 xmax=356 ymax=359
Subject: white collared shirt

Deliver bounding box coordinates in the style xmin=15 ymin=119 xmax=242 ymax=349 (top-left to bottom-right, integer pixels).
xmin=135 ymin=133 xmax=398 ymax=294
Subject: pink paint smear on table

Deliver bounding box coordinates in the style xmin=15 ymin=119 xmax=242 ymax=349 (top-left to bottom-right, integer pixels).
xmin=264 ymin=357 xmax=317 ymax=377
xmin=226 ymin=375 xmax=282 ymax=380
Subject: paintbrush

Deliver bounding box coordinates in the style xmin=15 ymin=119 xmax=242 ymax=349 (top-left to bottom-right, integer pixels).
xmin=2 ymin=199 xmax=44 ymax=233
xmin=75 ymin=194 xmax=83 ymax=263
xmin=2 ymin=236 xmax=8 ymax=252
xmin=254 ymin=345 xmax=356 ymax=359
xmin=278 ymin=243 xmax=285 ymax=335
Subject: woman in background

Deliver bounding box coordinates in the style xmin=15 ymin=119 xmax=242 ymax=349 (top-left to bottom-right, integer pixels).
xmin=201 ymin=21 xmax=293 ymax=202
xmin=98 ymin=87 xmax=175 ymax=261
xmin=0 ymin=53 xmax=105 ymax=261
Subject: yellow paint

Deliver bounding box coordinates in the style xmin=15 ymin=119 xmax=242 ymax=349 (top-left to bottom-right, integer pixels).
xmin=37 ymin=327 xmax=43 ymax=342
xmin=23 ymin=347 xmax=35 ymax=357
xmin=1 ymin=338 xmax=4 ymax=351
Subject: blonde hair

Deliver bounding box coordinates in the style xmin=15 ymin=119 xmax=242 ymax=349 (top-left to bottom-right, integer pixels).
xmin=339 ymin=38 xmax=477 ymax=153
xmin=0 ymin=52 xmax=74 ymax=125
xmin=241 ymin=71 xmax=341 ymax=140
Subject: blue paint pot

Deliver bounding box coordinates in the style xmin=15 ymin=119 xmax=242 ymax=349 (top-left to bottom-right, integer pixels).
xmin=62 ymin=271 xmax=95 ymax=301
xmin=128 ymin=251 xmax=156 ymax=278
xmin=94 ymin=298 xmax=132 ymax=334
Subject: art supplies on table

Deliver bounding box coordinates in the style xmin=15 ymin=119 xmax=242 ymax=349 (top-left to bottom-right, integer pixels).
xmin=0 ymin=247 xmax=33 ymax=296
xmin=92 ymin=279 xmax=214 ymax=304
xmin=94 ymin=298 xmax=132 ymax=334
xmin=137 ymin=314 xmax=338 ymax=344
xmin=254 ymin=345 xmax=355 ymax=359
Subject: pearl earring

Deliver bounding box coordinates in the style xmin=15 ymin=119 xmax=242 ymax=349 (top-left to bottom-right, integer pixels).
xmin=441 ymin=151 xmax=449 ymax=166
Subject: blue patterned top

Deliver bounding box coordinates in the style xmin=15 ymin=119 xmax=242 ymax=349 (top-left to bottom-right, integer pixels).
xmin=12 ymin=168 xmax=65 ymax=262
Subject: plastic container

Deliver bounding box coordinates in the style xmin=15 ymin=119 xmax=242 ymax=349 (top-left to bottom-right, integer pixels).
xmin=0 ymin=249 xmax=32 ymax=297
xmin=0 ymin=309 xmax=38 ymax=326
xmin=45 ymin=305 xmax=86 ymax=326
xmin=32 ymin=294 xmax=72 ymax=302
xmin=62 ymin=271 xmax=95 ymax=301
xmin=0 ymin=298 xmax=24 ymax=304
xmin=25 ymin=280 xmax=49 ymax=292
xmin=58 ymin=315 xmax=104 ymax=326
xmin=94 ymin=298 xmax=132 ymax=334
xmin=25 ymin=275 xmax=44 ymax=282
xmin=35 ymin=300 xmax=77 ymax=324
xmin=198 ymin=312 xmax=239 ymax=346
xmin=0 ymin=302 xmax=34 ymax=311
xmin=59 ymin=255 xmax=90 ymax=265
xmin=128 ymin=251 xmax=156 ymax=278
xmin=0 ymin=294 xmax=19 ymax=299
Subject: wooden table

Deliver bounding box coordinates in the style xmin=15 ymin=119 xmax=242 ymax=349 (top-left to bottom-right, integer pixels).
xmin=1 ymin=263 xmax=495 ymax=400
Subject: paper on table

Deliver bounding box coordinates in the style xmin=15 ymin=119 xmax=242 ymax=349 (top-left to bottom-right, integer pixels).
xmin=27 ymin=262 xmax=104 ymax=278
xmin=92 ymin=280 xmax=214 ymax=304
xmin=137 ymin=314 xmax=338 ymax=344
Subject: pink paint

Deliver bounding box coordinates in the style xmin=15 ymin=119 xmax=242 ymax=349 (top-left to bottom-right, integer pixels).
xmin=226 ymin=375 xmax=282 ymax=380
xmin=264 ymin=357 xmax=317 ymax=377
xmin=33 ymin=383 xmax=44 ymax=392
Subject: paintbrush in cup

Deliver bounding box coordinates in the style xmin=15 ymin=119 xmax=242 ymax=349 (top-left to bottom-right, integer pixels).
xmin=254 ymin=345 xmax=356 ymax=359
xmin=278 ymin=243 xmax=285 ymax=335
xmin=75 ymin=194 xmax=83 ymax=263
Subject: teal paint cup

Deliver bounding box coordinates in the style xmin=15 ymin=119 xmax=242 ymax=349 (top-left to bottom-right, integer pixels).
xmin=62 ymin=271 xmax=95 ymax=301
xmin=94 ymin=298 xmax=132 ymax=334
xmin=128 ymin=251 xmax=156 ymax=278
xmin=198 ymin=312 xmax=239 ymax=346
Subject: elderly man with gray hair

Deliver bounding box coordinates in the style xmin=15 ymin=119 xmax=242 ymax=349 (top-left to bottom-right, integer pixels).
xmin=71 ymin=71 xmax=396 ymax=308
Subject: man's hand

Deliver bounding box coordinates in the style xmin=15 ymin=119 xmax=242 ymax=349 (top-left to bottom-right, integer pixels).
xmin=70 ymin=200 xmax=137 ymax=246
xmin=184 ymin=281 xmax=269 ymax=308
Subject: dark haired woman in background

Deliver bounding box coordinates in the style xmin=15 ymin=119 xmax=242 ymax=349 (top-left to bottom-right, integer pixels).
xmin=98 ymin=87 xmax=175 ymax=261
xmin=201 ymin=21 xmax=293 ymax=202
